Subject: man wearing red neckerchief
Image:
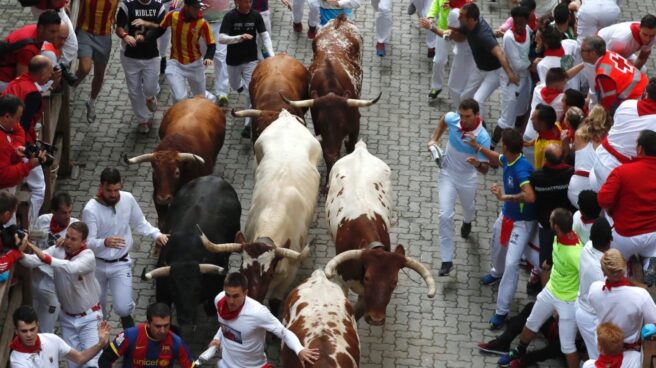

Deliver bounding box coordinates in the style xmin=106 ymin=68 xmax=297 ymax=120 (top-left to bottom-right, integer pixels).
xmin=572 ymin=190 xmax=602 ymax=245
xmin=598 ymin=15 xmax=656 ymax=71
xmin=581 ymin=323 xmax=641 ymax=368
xmin=535 ymin=24 xmax=581 ymax=93
xmin=209 ymin=272 xmax=319 ymax=368
xmin=9 ymin=305 xmax=110 ymax=368
xmin=30 ymin=191 xmax=78 ymax=333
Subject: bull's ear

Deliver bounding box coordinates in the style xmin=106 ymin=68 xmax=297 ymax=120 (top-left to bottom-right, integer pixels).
xmin=394 ymin=245 xmax=406 ymax=256
xmin=310 ymin=90 xmax=318 ymax=98
xmin=235 ymin=231 xmax=246 ymax=243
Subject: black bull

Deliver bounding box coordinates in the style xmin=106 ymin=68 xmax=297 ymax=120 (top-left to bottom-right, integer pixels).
xmin=143 ymin=176 xmax=241 ymax=329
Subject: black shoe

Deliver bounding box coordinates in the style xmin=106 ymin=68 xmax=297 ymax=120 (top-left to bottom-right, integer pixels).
xmin=241 ymin=125 xmax=251 ymax=138
xmin=407 ymin=2 xmax=416 ymax=15
xmin=120 ymin=316 xmax=135 ymax=329
xmin=439 ymin=261 xmax=453 ymax=276
xmin=160 ymin=57 xmax=167 ymax=75
xmin=460 ymin=222 xmax=472 ymax=238
xmin=59 ymin=63 xmax=78 ymax=85
xmin=526 ymin=280 xmax=541 ymax=296
xmin=428 ymin=89 xmax=441 ymax=100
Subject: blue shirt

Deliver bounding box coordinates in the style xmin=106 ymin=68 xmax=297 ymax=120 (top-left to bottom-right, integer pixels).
xmin=109 ymin=324 xmax=195 ymax=368
xmin=442 ymin=112 xmax=491 ymax=176
xmin=500 ymin=154 xmax=536 ymax=221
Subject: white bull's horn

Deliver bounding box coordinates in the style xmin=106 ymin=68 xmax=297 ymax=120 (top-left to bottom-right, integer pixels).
xmin=231 ymin=109 xmax=262 ymax=118
xmin=144 ymin=266 xmax=171 ymax=280
xmin=124 ymin=153 xmax=155 ymax=164
xmin=199 ymin=264 xmax=226 ymax=275
xmin=178 ymin=153 xmax=205 ymax=164
xmin=274 ymin=247 xmax=302 ymax=259
xmin=324 ymin=249 xmax=364 ymax=278
xmin=346 ymin=92 xmax=382 ymax=108
xmin=199 ymin=229 xmax=243 ymax=253
xmin=280 ymin=93 xmax=314 ymax=108
xmin=404 ymin=256 xmax=436 ymax=298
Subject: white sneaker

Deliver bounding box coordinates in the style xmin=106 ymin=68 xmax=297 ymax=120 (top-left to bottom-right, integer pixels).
xmin=146 ymin=97 xmax=158 ymax=113
xmin=85 ymin=100 xmax=96 ymax=124
xmin=137 ymin=121 xmax=150 ymax=134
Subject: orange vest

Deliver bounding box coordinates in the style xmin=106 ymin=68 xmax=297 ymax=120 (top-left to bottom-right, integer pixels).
xmin=596 ymin=51 xmax=648 ymax=101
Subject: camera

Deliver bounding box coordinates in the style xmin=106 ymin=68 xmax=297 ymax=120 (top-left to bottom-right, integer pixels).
xmin=24 ymin=140 xmax=56 ymax=167
xmin=1 ymin=225 xmax=26 ymax=250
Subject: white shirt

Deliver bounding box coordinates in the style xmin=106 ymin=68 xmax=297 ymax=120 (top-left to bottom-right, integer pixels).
xmin=576 ymin=241 xmax=605 ymax=314
xmin=82 ymin=191 xmax=160 ymax=260
xmin=31 ymin=214 xmax=79 ymax=292
xmin=536 ymin=39 xmax=581 ymax=90
xmin=588 ymin=280 xmax=656 ymax=344
xmin=213 ymin=292 xmax=304 ymax=368
xmin=582 ymin=351 xmax=641 ymax=368
xmin=9 ymin=333 xmax=72 ymax=368
xmin=599 ymin=22 xmax=655 ymax=60
xmin=523 ymin=83 xmax=565 ymax=141
xmin=572 ymin=211 xmax=594 ymax=245
xmin=503 ymin=27 xmax=532 ymax=78
xmin=20 ymin=247 xmax=100 ymax=314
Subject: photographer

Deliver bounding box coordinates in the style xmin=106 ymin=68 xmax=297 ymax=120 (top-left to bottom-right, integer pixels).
xmin=0 ymin=192 xmax=29 ymax=279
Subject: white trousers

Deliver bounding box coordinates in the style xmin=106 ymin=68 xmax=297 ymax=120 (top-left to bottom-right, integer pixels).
xmin=293 ymin=0 xmax=320 ymax=27
xmin=611 ymin=229 xmax=656 ymax=264
xmin=256 ymin=11 xmax=272 ymax=60
xmin=208 ymin=23 xmax=229 ymax=97
xmin=490 ymin=213 xmax=537 ymax=315
xmin=431 ymin=36 xmax=452 ymax=91
xmin=228 ymin=61 xmax=258 ymax=127
xmin=32 ymin=281 xmax=59 ymax=333
xmin=31 ymin=8 xmax=78 ymax=65
xmin=165 ymin=59 xmax=207 ymax=103
xmin=371 ymin=0 xmax=393 ymax=44
xmin=497 ymin=72 xmax=530 ymax=129
xmin=159 ymin=28 xmax=171 ymax=58
xmin=95 ymin=259 xmax=135 ymax=318
xmin=575 ymin=302 xmax=599 ymax=359
xmin=448 ymin=47 xmax=475 ymax=111
xmin=526 ymin=288 xmax=578 ymax=354
xmin=576 ymin=0 xmax=620 ymax=43
xmin=26 ymin=165 xmax=45 ymax=226
xmin=589 ymin=149 xmax=618 ymax=192
xmin=59 ymin=309 xmax=103 ymax=368
xmin=461 ymin=67 xmax=501 ymax=123
xmin=438 ymin=170 xmax=477 ymax=262
xmin=120 ymin=54 xmax=160 ymax=123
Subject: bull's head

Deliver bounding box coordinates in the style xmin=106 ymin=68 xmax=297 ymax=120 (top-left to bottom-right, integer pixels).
xmin=200 ymin=229 xmax=306 ymax=302
xmin=123 ymin=151 xmax=205 ymax=205
xmin=324 ymin=243 xmax=435 ymax=326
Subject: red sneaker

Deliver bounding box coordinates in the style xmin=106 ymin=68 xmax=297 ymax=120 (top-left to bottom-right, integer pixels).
xmin=293 ymin=22 xmax=302 ymax=33
xmin=376 ymin=42 xmax=386 ymax=57
xmin=307 ymin=26 xmax=317 ymax=39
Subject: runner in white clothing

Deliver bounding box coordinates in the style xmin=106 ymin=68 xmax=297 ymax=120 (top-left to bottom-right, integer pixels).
xmin=207 ymin=272 xmax=319 ymax=368
xmin=535 ymin=25 xmax=580 ymax=91
xmin=82 ymin=168 xmax=168 ymax=329
xmin=597 ymin=15 xmax=656 ymax=70
xmin=571 ymin=190 xmax=601 ymax=245
xmin=581 ymin=322 xmax=642 ymax=368
xmin=9 ymin=305 xmax=109 ymax=368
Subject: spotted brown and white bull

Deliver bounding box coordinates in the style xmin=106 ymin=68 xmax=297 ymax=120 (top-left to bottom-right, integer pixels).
xmin=202 ymin=109 xmax=321 ymax=315
xmin=325 ymin=141 xmax=436 ymax=325
xmin=283 ymin=14 xmax=380 ymax=182
xmin=123 ymin=97 xmax=226 ymax=231
xmin=281 ymin=270 xmax=359 ymax=368
xmin=232 ymin=53 xmax=310 ymax=144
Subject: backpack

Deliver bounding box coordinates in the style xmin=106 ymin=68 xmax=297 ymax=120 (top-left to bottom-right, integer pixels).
xmin=0 ymin=38 xmax=39 ymax=64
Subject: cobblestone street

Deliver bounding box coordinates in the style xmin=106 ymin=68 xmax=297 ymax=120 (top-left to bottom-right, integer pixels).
xmin=1 ymin=0 xmax=655 ymax=366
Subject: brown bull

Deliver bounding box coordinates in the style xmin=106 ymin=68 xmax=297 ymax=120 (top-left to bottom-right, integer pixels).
xmin=232 ymin=53 xmax=310 ymax=143
xmin=123 ymin=97 xmax=225 ymax=231
xmin=283 ymin=14 xmax=380 ymax=181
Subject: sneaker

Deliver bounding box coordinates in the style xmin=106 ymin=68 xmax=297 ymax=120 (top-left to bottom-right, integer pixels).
xmin=438 ymin=261 xmax=453 ymax=276
xmin=146 ymin=97 xmax=158 ymax=113
xmin=218 ymin=95 xmax=229 ymax=107
xmin=85 ymin=100 xmax=96 ymax=124
xmin=376 ymin=42 xmax=386 ymax=57
xmin=137 ymin=121 xmax=150 ymax=134
xmin=478 ymin=339 xmax=510 ymax=355
xmin=480 ymin=273 xmax=501 ymax=286
xmin=293 ymin=22 xmax=302 ymax=33
xmin=307 ymin=26 xmax=317 ymax=39
xmin=489 ymin=313 xmax=507 ymax=330
xmin=428 ymin=89 xmax=441 ymax=100
xmin=407 ymin=2 xmax=416 ymax=15
xmin=498 ymin=348 xmax=522 ymax=367
xmin=427 ymin=47 xmax=435 ymax=58
xmin=241 ymin=125 xmax=251 ymax=138
xmin=460 ymin=222 xmax=472 ymax=238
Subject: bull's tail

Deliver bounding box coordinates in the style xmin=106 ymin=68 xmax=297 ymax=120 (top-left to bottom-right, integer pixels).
xmin=334 ymin=13 xmax=348 ymax=28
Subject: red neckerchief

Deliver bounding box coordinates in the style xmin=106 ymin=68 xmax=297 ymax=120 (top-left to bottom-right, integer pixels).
xmin=65 ymin=245 xmax=86 ymax=260
xmin=637 ymin=98 xmax=656 ymax=116
xmin=538 ymin=126 xmax=561 ymax=140
xmin=557 ymin=231 xmax=579 ymax=246
xmin=217 ymin=297 xmax=244 ymax=320
xmin=95 ymin=187 xmax=119 ymax=213
xmin=49 ymin=217 xmax=67 ymax=235
xmin=458 ymin=117 xmax=481 ymax=138
xmin=449 ymin=0 xmax=469 ymax=9
xmin=595 ymin=353 xmax=623 ymax=368
xmin=543 ymin=162 xmax=571 ymax=170
xmin=630 ymin=22 xmax=643 ymax=46
xmin=603 ymin=276 xmax=632 ymax=291
xmin=543 ymin=47 xmax=565 ymax=57
xmin=580 ymin=215 xmax=596 ymax=225
xmin=540 ymin=86 xmax=562 ymax=104
xmin=10 ymin=335 xmax=41 ymax=354
xmin=528 ymin=12 xmax=537 ymax=31
xmin=512 ymin=24 xmax=527 ymax=43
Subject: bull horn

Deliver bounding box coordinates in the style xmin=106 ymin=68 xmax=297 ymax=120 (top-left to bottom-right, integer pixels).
xmin=404 ymin=257 xmax=436 ymax=298
xmin=199 ymin=264 xmax=226 ymax=275
xmin=198 ymin=225 xmax=244 ymax=253
xmin=274 ymin=247 xmax=302 ymax=260
xmin=346 ymin=92 xmax=382 ymax=108
xmin=144 ymin=266 xmax=171 ymax=280
xmin=324 ymin=249 xmax=364 ymax=278
xmin=124 ymin=153 xmax=155 ymax=164
xmin=178 ymin=153 xmax=205 ymax=165
xmin=231 ymin=109 xmax=262 ymax=118
xmin=280 ymin=93 xmax=314 ymax=108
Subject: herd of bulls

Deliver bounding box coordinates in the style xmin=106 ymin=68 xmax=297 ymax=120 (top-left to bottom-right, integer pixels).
xmin=122 ymin=15 xmax=435 ymax=367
